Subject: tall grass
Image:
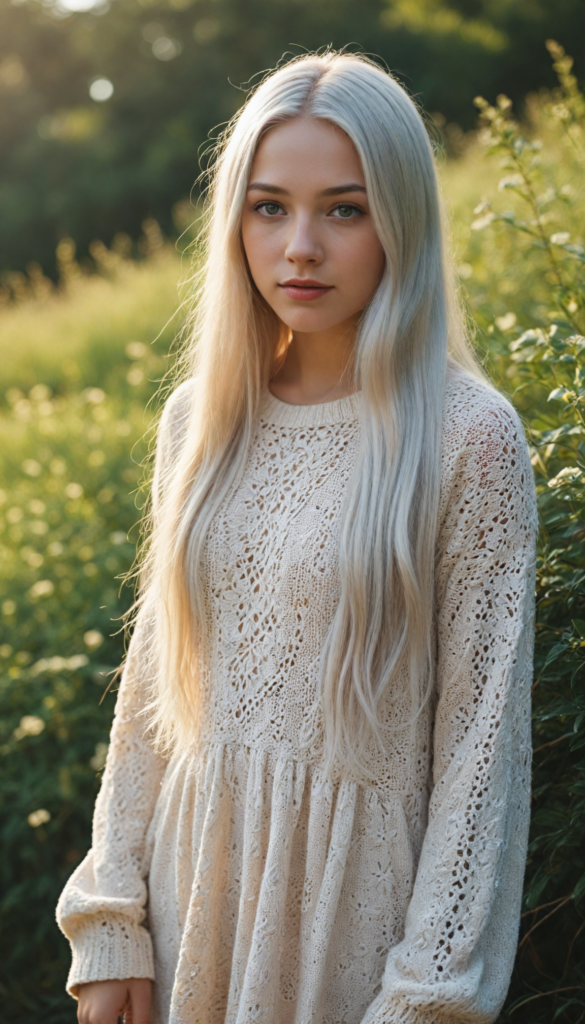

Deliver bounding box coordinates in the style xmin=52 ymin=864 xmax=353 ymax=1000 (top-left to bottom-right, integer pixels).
xmin=0 ymin=244 xmax=185 ymax=403
xmin=0 ymin=233 xmax=188 ymax=1022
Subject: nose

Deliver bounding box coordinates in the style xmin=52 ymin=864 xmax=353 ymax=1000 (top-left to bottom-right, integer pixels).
xmin=284 ymin=213 xmax=324 ymax=267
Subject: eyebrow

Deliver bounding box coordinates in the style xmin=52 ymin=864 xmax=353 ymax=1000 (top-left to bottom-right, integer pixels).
xmin=246 ymin=182 xmax=367 ymax=197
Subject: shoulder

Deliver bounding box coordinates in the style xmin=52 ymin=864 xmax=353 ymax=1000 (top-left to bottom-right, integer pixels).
xmin=151 ymin=380 xmax=197 ymax=510
xmin=443 ymin=365 xmax=525 ymax=445
xmin=157 ymin=378 xmax=197 ymax=458
xmin=159 ymin=377 xmax=197 ymax=437
xmin=439 ymin=366 xmax=536 ymax=526
xmin=442 ymin=366 xmax=529 ymax=473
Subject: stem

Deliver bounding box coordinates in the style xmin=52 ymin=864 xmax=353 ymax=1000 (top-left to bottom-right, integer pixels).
xmin=564 ymin=918 xmax=585 ymax=978
xmin=532 ymin=732 xmax=573 ymax=755
xmin=504 ymin=131 xmax=584 ymax=334
xmin=521 ymin=892 xmax=574 ymax=917
xmin=518 ymin=894 xmax=573 ymax=953
xmin=509 ymin=986 xmax=585 ymax=1015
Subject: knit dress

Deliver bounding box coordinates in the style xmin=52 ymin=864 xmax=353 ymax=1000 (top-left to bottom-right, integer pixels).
xmin=57 ymin=369 xmax=537 ymax=1024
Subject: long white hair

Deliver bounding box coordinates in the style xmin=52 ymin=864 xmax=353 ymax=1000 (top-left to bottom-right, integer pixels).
xmin=140 ymin=50 xmax=483 ymax=778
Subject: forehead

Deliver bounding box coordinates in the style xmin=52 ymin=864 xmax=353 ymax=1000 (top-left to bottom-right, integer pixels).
xmin=249 ymin=117 xmax=365 ymax=187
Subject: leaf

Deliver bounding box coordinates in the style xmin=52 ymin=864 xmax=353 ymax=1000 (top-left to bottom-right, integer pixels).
xmin=499 ymin=174 xmax=523 ymax=190
xmin=548 ymin=387 xmax=570 ymax=401
xmin=471 ymin=212 xmax=495 ymax=231
xmin=541 ymin=642 xmax=570 ymax=669
xmin=572 ymin=872 xmax=585 ymax=902
xmin=495 ymin=312 xmax=517 ymax=331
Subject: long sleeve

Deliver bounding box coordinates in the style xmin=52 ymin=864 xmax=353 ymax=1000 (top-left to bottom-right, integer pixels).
xmin=361 ymin=394 xmax=538 ymax=1024
xmin=56 ymin=379 xmax=196 ymax=996
xmin=56 ymin=608 xmax=166 ymax=994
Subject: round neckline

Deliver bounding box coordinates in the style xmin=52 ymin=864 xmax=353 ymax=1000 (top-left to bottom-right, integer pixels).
xmin=259 ymin=388 xmax=362 ymax=428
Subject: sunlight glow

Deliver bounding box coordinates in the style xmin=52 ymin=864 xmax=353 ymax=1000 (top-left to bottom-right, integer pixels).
xmin=89 ymin=77 xmax=114 ymax=102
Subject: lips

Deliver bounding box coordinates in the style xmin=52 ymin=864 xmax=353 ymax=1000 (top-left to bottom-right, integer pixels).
xmin=279 ymin=279 xmax=334 ymax=302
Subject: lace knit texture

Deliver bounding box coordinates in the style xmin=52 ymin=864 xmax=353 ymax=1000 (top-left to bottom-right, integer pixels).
xmin=57 ymin=370 xmax=537 ymax=1024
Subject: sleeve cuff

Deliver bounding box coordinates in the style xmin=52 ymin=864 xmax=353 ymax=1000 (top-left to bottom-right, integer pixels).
xmin=361 ymin=994 xmax=442 ymax=1024
xmin=65 ymin=912 xmax=155 ymax=998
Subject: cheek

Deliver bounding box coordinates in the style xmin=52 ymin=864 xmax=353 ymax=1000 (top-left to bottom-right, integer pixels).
xmin=339 ymin=228 xmax=385 ymax=300
xmin=242 ymin=221 xmax=277 ymax=287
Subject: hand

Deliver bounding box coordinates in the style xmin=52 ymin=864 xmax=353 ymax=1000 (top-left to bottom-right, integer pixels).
xmin=77 ymin=978 xmax=152 ymax=1024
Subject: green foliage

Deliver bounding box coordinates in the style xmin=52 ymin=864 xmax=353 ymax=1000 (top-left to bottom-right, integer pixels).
xmin=1 ymin=39 xmax=585 ymax=1024
xmin=0 ymin=245 xmax=184 ymax=1022
xmin=0 ymin=395 xmax=148 ymax=1021
xmin=0 ymin=395 xmax=149 ymax=1022
xmin=0 ymin=237 xmax=184 ymax=400
xmin=461 ymin=41 xmax=585 ymax=1024
xmin=1 ymin=0 xmax=585 ymax=277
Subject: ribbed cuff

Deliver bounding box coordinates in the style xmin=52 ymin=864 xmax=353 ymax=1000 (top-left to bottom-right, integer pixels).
xmin=360 ymin=995 xmax=439 ymax=1024
xmin=66 ymin=912 xmax=155 ymax=998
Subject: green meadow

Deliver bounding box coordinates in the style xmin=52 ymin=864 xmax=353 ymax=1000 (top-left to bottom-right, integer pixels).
xmin=1 ymin=47 xmax=584 ymax=1023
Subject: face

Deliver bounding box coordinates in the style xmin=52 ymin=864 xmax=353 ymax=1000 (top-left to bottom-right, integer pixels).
xmin=241 ymin=117 xmax=385 ymax=338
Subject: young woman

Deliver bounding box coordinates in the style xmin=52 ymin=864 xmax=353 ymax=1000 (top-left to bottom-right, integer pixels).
xmin=57 ymin=51 xmax=537 ymax=1024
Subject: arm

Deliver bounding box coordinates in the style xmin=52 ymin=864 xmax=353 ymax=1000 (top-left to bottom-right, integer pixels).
xmin=362 ymin=398 xmax=538 ymax=1024
xmin=56 ymin=602 xmax=165 ymax=995
xmin=56 ymin=380 xmax=195 ymax=996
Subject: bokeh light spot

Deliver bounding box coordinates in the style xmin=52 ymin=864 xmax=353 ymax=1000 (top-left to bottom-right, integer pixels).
xmin=28 ymin=809 xmax=51 ymax=828
xmin=152 ymin=37 xmax=182 ymax=61
xmin=89 ymin=77 xmax=114 ymax=103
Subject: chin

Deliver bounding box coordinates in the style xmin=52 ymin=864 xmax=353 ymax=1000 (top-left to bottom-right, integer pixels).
xmin=277 ymin=309 xmax=349 ymax=335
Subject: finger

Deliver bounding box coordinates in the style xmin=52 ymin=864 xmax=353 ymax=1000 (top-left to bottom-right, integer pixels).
xmin=130 ymin=980 xmax=152 ymax=1024
xmin=79 ymin=983 xmax=128 ymax=1024
xmin=87 ymin=1002 xmax=124 ymax=1024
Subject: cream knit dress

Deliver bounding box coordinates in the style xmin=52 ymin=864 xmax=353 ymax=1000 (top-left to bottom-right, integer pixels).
xmin=57 ymin=369 xmax=537 ymax=1024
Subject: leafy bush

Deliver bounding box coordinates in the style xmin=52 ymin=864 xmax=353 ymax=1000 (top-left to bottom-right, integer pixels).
xmin=462 ymin=40 xmax=585 ymax=1024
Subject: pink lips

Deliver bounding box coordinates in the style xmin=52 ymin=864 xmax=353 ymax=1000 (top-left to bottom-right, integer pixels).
xmin=279 ymin=278 xmax=334 ymax=301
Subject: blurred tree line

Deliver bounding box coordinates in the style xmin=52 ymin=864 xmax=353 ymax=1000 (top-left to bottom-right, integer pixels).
xmin=1 ymin=0 xmax=585 ymax=279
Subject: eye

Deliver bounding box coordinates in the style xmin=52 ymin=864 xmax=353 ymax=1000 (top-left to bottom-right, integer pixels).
xmin=330 ymin=203 xmax=363 ymax=220
xmin=255 ymin=201 xmax=285 ymax=217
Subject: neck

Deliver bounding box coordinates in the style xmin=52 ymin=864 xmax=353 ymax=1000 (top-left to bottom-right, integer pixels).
xmin=270 ymin=318 xmax=358 ymax=405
